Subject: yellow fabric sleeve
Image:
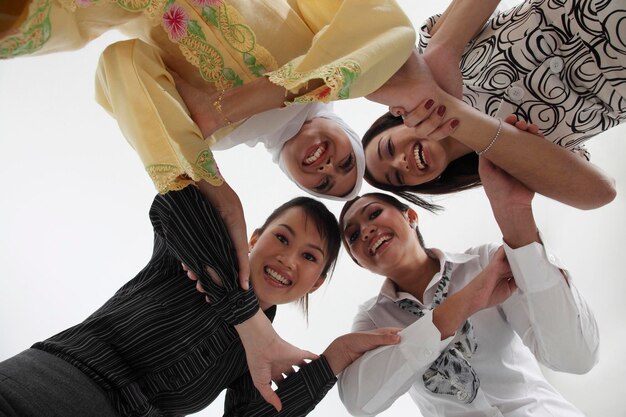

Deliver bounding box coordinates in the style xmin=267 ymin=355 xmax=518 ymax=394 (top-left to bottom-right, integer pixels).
xmin=95 ymin=39 xmax=223 ymax=193
xmin=267 ymin=0 xmax=416 ymax=103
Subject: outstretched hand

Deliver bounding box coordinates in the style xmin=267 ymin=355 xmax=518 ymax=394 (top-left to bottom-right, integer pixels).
xmin=196 ymin=179 xmax=250 ymax=290
xmin=323 ymin=328 xmax=401 ymax=375
xmin=235 ymin=311 xmax=318 ymax=411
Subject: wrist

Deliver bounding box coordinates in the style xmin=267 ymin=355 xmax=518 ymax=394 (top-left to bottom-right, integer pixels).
xmin=493 ymin=207 xmax=539 ymax=248
xmin=221 ymin=77 xmax=286 ymax=123
xmin=322 ymin=338 xmax=350 ymax=375
xmin=433 ymin=293 xmax=472 ymax=339
xmin=234 ymin=310 xmax=274 ymax=344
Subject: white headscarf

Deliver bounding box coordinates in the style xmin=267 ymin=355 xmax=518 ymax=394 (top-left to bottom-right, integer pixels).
xmin=212 ymin=102 xmax=364 ymax=201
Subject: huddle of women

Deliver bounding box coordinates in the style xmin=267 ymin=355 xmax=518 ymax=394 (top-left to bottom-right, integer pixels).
xmin=0 ymin=0 xmax=621 ymax=415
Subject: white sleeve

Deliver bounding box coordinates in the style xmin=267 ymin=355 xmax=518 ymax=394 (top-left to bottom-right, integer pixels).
xmin=339 ymin=309 xmax=454 ymax=416
xmin=501 ymin=235 xmax=600 ymax=374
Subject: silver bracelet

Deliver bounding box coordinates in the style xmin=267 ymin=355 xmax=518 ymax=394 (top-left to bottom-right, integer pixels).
xmin=476 ymin=118 xmax=502 ymax=156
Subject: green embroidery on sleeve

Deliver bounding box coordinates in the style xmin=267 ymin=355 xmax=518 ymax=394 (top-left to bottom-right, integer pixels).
xmin=0 ymin=0 xmax=51 ymax=58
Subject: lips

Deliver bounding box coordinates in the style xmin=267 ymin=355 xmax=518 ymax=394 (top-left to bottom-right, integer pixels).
xmin=412 ymin=142 xmax=428 ymax=171
xmin=368 ymin=233 xmax=393 ymax=256
xmin=264 ymin=266 xmax=293 ymax=287
xmin=303 ymin=142 xmax=328 ymax=167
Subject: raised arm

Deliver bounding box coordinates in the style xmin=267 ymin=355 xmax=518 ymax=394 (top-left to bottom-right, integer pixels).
xmin=423 ymin=0 xmax=500 ymax=98
xmin=339 ymin=259 xmax=515 ymax=415
xmin=150 ymin=185 xmax=318 ymax=411
xmin=480 ymin=158 xmax=600 ymax=373
xmin=224 ymin=329 xmax=400 ymax=416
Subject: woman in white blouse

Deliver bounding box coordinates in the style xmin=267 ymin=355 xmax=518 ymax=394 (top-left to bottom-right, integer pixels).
xmin=336 ymin=154 xmax=599 ymax=416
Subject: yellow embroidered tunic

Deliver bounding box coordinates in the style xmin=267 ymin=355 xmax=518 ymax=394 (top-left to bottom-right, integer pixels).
xmin=1 ymin=0 xmax=416 ymax=192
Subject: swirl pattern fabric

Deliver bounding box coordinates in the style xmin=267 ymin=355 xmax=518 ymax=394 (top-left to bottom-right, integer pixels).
xmin=420 ymin=0 xmax=626 ymax=160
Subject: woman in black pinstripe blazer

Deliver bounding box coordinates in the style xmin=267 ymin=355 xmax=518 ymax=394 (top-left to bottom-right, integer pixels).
xmin=0 ymin=185 xmax=399 ymax=417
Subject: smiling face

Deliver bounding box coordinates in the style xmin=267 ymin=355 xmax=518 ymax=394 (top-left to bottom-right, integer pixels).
xmin=248 ymin=206 xmax=328 ymax=307
xmin=341 ymin=196 xmax=420 ymax=276
xmin=281 ymin=117 xmax=358 ymax=197
xmin=365 ymin=125 xmax=450 ymax=188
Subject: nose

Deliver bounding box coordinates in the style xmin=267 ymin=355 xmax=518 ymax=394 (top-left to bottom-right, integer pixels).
xmin=361 ymin=224 xmax=377 ymax=241
xmin=391 ymin=152 xmax=409 ymax=171
xmin=316 ymin=157 xmax=335 ymax=173
xmin=277 ymin=251 xmax=297 ymax=269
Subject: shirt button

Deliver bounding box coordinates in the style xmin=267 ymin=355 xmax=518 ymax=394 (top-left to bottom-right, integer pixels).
xmin=236 ymin=299 xmax=245 ymax=307
xmin=507 ymin=86 xmax=525 ymax=102
xmin=423 ymin=349 xmax=433 ymax=358
xmin=548 ymin=254 xmax=556 ymax=263
xmin=549 ymin=57 xmax=564 ymax=74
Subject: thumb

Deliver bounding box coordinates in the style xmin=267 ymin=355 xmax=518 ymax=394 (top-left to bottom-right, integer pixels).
xmin=256 ymin=383 xmax=282 ymax=412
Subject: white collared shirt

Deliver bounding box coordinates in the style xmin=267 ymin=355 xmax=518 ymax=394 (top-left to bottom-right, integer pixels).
xmin=338 ymin=240 xmax=599 ymax=417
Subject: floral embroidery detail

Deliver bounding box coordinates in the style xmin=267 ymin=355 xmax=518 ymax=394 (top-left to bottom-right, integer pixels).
xmin=192 ymin=0 xmax=221 ymax=7
xmin=116 ymin=0 xmax=155 ymax=12
xmin=0 ymin=0 xmax=52 ymax=59
xmin=162 ymin=4 xmax=189 ymax=41
xmin=267 ymin=60 xmax=362 ymax=104
xmin=75 ymin=0 xmax=93 ymax=7
xmin=146 ymin=164 xmax=193 ymax=193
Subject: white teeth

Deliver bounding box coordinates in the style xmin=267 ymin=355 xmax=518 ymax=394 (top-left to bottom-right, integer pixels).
xmin=265 ymin=267 xmax=292 ymax=285
xmin=370 ymin=235 xmax=391 ymax=255
xmin=304 ymin=143 xmax=327 ymax=165
xmin=413 ymin=143 xmax=427 ymax=170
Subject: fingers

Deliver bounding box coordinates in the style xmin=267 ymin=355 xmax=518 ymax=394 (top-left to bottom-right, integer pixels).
xmin=424 ymin=118 xmax=459 ymax=141
xmin=255 ymin=382 xmax=282 ymax=412
xmin=402 ymin=98 xmax=436 ymax=128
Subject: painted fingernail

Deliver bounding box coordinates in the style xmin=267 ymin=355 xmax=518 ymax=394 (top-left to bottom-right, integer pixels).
xmin=437 ymin=105 xmax=446 ymax=116
xmin=425 ymin=99 xmax=435 ymax=109
xmin=451 ymin=119 xmax=459 ymax=128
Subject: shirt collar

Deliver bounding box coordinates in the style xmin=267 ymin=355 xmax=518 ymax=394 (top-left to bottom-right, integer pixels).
xmin=378 ymin=248 xmax=477 ymax=303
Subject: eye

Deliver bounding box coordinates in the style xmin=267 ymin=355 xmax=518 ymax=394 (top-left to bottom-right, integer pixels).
xmin=314 ymin=176 xmax=330 ymax=192
xmin=395 ymin=170 xmax=404 ymax=186
xmin=275 ymin=234 xmax=288 ymax=245
xmin=303 ymin=252 xmax=317 ymax=262
xmin=369 ymin=208 xmax=382 ymax=220
xmin=339 ymin=153 xmax=355 ymax=171
xmin=386 ymin=137 xmax=394 ymax=156
xmin=348 ymin=230 xmax=360 ymax=244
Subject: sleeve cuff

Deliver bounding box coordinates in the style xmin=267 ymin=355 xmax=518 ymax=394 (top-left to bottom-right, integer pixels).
xmin=301 ymin=355 xmax=338 ymax=403
xmin=503 ymin=232 xmax=566 ymax=294
xmin=399 ymin=310 xmax=453 ymax=369
xmin=212 ymin=288 xmax=260 ymax=326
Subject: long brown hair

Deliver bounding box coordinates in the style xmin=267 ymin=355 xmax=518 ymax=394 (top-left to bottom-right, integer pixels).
xmin=362 ymin=113 xmax=482 ymax=212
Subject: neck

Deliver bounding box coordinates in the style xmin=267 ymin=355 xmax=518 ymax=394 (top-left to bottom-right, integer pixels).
xmin=387 ymin=248 xmax=440 ymax=302
xmin=258 ymin=299 xmax=273 ymax=311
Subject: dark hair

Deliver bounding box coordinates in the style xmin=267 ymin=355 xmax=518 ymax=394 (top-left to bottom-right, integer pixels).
xmin=339 ymin=193 xmax=426 ymax=264
xmin=362 ymin=112 xmax=482 ymax=212
xmin=255 ymin=197 xmax=341 ymax=316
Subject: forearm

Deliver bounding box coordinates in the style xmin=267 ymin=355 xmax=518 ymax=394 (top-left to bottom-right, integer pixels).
xmin=491 ymin=205 xmax=540 ymax=248
xmin=442 ymin=91 xmax=616 ymax=209
xmin=504 ymin=243 xmax=599 ymax=373
xmin=339 ymin=311 xmax=450 ymax=415
xmin=150 ymin=186 xmax=259 ymax=325
xmin=428 ymin=0 xmax=500 ymax=55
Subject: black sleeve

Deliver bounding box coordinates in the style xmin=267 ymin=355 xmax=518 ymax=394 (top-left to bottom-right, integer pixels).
xmin=223 ymin=355 xmax=337 ymax=417
xmin=149 ymin=185 xmax=258 ymax=325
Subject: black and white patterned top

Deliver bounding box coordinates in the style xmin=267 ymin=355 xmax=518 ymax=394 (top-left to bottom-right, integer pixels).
xmin=33 ymin=186 xmax=336 ymax=416
xmin=420 ymin=0 xmax=626 ymax=160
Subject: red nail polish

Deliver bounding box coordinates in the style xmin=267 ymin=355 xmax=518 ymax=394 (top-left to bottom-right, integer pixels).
xmin=437 ymin=105 xmax=446 ymax=116
xmin=425 ymin=99 xmax=434 ymax=110
xmin=451 ymin=119 xmax=459 ymax=128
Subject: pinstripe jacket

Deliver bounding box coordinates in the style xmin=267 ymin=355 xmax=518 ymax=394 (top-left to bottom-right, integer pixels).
xmin=34 ymin=186 xmax=335 ymax=416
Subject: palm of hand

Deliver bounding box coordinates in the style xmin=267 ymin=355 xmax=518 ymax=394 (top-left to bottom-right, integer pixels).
xmin=479 ymin=157 xmax=534 ymax=208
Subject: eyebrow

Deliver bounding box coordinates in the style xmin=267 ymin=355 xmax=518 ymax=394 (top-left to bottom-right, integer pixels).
xmin=279 ymin=223 xmax=325 ymax=255
xmin=343 ymin=202 xmax=376 ymax=231
xmin=376 ymin=136 xmax=394 ymax=185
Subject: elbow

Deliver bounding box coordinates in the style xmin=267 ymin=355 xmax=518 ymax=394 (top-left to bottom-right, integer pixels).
xmin=578 ymin=177 xmax=617 ymax=210
xmin=338 ymin=380 xmax=369 ymax=416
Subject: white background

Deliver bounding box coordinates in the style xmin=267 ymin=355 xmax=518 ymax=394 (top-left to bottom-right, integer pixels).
xmin=1 ymin=1 xmax=625 ymax=416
